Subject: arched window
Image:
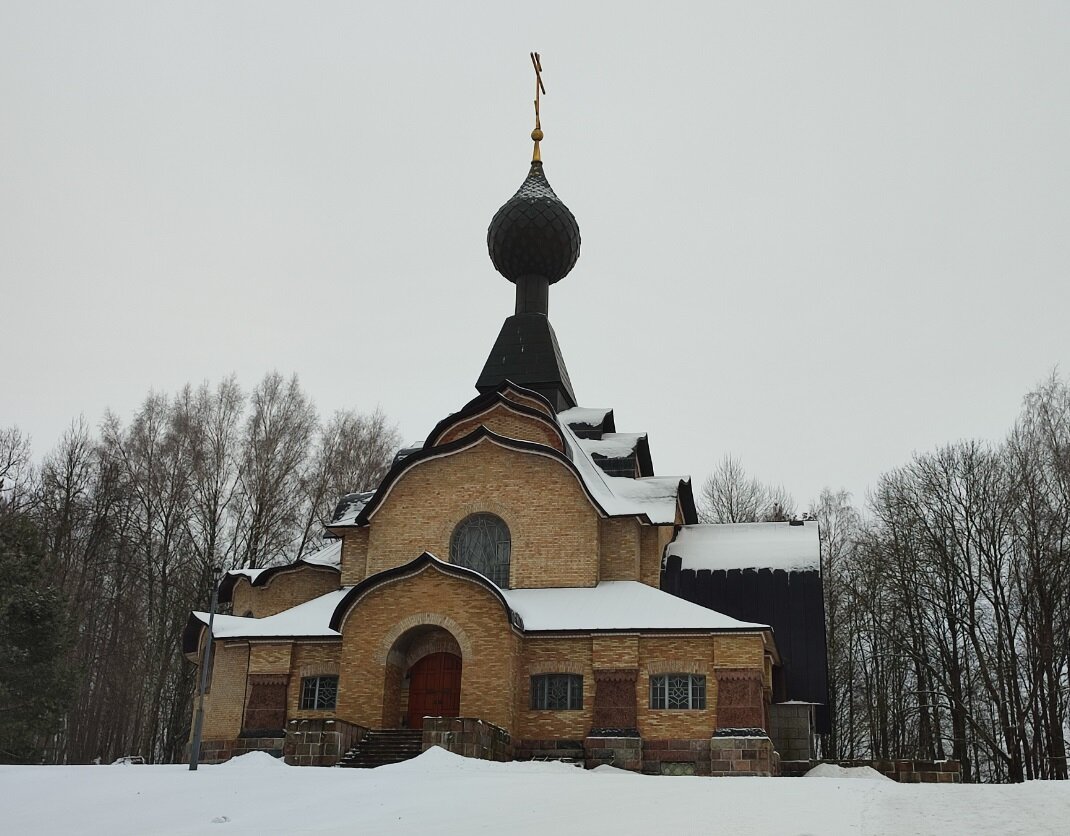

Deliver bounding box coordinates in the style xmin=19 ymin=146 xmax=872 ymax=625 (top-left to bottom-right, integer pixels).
xmin=450 ymin=513 xmax=511 ymax=588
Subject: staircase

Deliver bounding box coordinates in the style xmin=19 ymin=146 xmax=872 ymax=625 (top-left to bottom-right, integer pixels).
xmin=337 ymin=729 xmax=424 ymax=768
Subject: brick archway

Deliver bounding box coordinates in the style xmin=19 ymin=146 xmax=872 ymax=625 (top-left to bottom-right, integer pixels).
xmin=376 ymin=612 xmax=473 ymax=665
xmin=380 ymin=621 xmax=465 ymax=729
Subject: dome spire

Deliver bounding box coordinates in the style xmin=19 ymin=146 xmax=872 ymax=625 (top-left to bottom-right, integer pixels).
xmin=530 ymin=51 xmax=545 ymax=162
xmin=487 ymin=53 xmax=580 ymax=299
xmin=477 ymin=53 xmax=580 ymax=411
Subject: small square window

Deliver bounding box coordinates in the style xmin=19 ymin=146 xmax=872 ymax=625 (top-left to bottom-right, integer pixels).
xmin=531 ymin=674 xmax=583 ymax=710
xmin=300 ymin=675 xmax=338 ymax=710
xmin=649 ymin=674 xmax=705 ymax=710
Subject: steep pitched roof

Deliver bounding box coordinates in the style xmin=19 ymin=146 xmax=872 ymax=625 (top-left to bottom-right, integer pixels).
xmin=476 ymin=313 xmax=577 ymax=410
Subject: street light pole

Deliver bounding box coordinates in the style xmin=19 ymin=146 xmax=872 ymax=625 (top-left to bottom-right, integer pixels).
xmin=189 ymin=564 xmax=222 ymax=771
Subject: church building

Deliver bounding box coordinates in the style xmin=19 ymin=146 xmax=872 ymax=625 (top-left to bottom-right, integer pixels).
xmin=183 ymin=64 xmax=826 ymax=777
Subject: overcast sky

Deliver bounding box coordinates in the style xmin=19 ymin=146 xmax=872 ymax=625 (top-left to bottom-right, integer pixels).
xmin=2 ymin=2 xmax=1068 ymax=509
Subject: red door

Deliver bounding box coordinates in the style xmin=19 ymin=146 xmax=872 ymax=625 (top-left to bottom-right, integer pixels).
xmin=407 ymin=652 xmax=461 ymax=730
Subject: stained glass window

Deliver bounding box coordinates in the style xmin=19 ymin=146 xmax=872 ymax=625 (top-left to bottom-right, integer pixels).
xmin=649 ymin=674 xmax=706 ymax=710
xmin=300 ymin=675 xmax=338 ymax=710
xmin=450 ymin=513 xmax=511 ymax=588
xmin=531 ymin=674 xmax=583 ymax=710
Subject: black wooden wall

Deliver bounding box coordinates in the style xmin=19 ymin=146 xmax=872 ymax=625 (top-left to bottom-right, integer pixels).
xmin=661 ymin=555 xmax=831 ymax=734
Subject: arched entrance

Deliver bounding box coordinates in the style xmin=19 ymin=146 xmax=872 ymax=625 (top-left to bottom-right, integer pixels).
xmin=382 ymin=625 xmax=462 ymax=730
xmin=407 ymin=652 xmax=461 ymax=729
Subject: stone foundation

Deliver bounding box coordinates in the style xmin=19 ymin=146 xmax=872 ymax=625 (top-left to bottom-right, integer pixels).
xmin=284 ymin=719 xmax=369 ymax=767
xmin=194 ymin=734 xmax=285 ymax=765
xmin=584 ymin=735 xmax=641 ymax=771
xmin=515 ymin=739 xmax=585 ymax=762
xmin=709 ymin=734 xmax=778 ymax=776
xmin=769 ymin=703 xmax=815 ymax=762
xmin=827 ymin=758 xmax=962 ymax=783
xmin=641 ymin=738 xmax=712 ymax=775
xmin=422 ymin=717 xmax=513 ymax=762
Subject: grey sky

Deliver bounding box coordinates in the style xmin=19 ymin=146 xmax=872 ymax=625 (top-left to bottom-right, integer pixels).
xmin=2 ymin=1 xmax=1068 ymax=508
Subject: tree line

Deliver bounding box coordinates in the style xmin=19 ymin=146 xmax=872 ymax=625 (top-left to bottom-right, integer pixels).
xmin=0 ymin=373 xmax=399 ymax=764
xmin=699 ymin=374 xmax=1070 ymax=782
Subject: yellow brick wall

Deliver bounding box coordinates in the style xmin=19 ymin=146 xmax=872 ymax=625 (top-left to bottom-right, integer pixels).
xmin=336 ymin=565 xmax=520 ymax=732
xmin=516 ymin=637 xmax=594 ymax=739
xmin=637 ymin=636 xmax=718 ymax=738
xmin=231 ymin=566 xmax=340 ymax=618
xmin=713 ymin=634 xmax=765 ymax=669
xmin=248 ymin=642 xmax=293 ymax=675
xmin=286 ymin=642 xmax=342 ymax=719
xmin=435 ymin=404 xmax=564 ymax=453
xmin=598 ymin=519 xmax=640 ymax=581
xmin=340 ymin=529 xmax=369 ymax=586
xmin=199 ymin=641 xmax=250 ymax=740
xmin=365 ymin=439 xmax=600 ymax=589
xmin=639 ymin=525 xmax=673 ymax=588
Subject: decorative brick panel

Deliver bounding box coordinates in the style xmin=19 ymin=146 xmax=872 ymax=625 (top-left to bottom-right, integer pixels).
xmin=714 ymin=668 xmax=766 ymax=731
xmin=243 ymin=675 xmax=289 ymax=732
xmin=591 ymin=669 xmax=638 ymax=732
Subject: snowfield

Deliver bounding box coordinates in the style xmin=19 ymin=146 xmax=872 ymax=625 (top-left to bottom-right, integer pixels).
xmin=2 ymin=748 xmax=1068 ymax=835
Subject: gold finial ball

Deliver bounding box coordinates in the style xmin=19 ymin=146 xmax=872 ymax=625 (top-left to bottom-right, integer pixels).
xmin=531 ymin=128 xmax=544 ymax=142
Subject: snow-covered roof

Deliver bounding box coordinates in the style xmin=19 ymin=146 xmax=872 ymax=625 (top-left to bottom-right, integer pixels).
xmin=193 ymin=588 xmax=349 ymax=640
xmin=558 ymin=406 xmax=613 ymax=428
xmin=558 ymin=420 xmax=683 ymax=524
xmin=330 ymin=491 xmax=375 ymax=526
xmin=666 ymin=521 xmax=820 ymax=573
xmin=504 ymin=581 xmax=767 ymax=631
xmin=223 ymin=540 xmax=343 ymax=586
xmin=193 ymin=571 xmax=765 ymax=641
xmin=577 ymin=433 xmax=645 ymax=459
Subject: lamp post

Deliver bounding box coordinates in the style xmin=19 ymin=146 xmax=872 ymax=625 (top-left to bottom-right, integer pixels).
xmin=189 ymin=563 xmax=223 ymax=771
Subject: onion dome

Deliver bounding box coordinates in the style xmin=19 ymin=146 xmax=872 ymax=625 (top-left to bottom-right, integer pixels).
xmin=487 ymin=161 xmax=581 ymax=285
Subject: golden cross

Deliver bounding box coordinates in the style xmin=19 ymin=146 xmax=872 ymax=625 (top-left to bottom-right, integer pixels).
xmin=530 ymin=52 xmax=546 ymax=161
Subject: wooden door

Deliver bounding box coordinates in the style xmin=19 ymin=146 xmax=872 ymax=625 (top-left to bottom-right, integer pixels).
xmin=407 ymin=652 xmax=461 ymax=730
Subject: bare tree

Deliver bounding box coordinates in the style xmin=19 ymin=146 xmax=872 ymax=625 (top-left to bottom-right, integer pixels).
xmin=699 ymin=454 xmax=796 ymax=523
xmin=295 ymin=408 xmax=401 ymax=558
xmin=0 ymin=427 xmax=33 ymax=510
xmin=236 ymin=373 xmax=317 ymax=569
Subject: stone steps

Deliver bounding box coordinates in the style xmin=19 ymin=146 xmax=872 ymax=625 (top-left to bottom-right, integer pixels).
xmin=337 ymin=730 xmax=424 ymax=769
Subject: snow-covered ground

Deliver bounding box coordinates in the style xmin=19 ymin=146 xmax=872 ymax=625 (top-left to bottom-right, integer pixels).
xmin=2 ymin=748 xmax=1068 ymax=835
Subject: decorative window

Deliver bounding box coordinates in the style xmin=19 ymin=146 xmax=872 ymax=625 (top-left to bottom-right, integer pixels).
xmin=531 ymin=674 xmax=583 ymax=710
xmin=300 ymin=675 xmax=338 ymax=710
xmin=450 ymin=513 xmax=511 ymax=588
xmin=649 ymin=674 xmax=706 ymax=710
